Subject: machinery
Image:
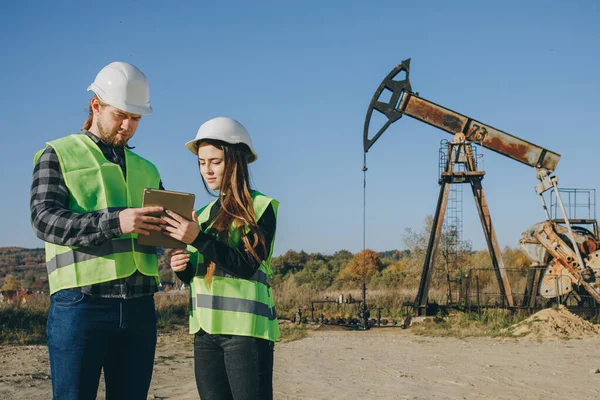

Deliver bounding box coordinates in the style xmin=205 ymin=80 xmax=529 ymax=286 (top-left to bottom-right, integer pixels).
xmin=520 ymin=190 xmax=600 ymax=309
xmin=363 ymin=59 xmax=600 ymax=316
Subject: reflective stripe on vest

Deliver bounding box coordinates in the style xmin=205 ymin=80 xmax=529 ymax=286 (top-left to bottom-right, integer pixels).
xmin=46 ymin=239 xmax=157 ymax=274
xmin=34 ymin=134 xmax=161 ymax=294
xmin=188 ymin=191 xmax=280 ymax=341
xmin=190 ymin=294 xmax=277 ymax=321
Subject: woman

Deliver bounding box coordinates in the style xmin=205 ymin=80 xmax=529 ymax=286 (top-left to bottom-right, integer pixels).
xmin=162 ymin=116 xmax=279 ymax=400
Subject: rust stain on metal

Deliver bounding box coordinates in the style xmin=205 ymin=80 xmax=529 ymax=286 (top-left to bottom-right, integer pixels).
xmin=534 ymin=222 xmax=600 ymax=303
xmin=443 ymin=115 xmax=463 ymax=132
xmin=484 ymin=134 xmax=538 ymax=165
xmin=405 ymin=97 xmax=467 ymax=133
xmin=483 ymin=132 xmax=560 ymax=171
xmin=405 ymin=96 xmax=560 ymax=171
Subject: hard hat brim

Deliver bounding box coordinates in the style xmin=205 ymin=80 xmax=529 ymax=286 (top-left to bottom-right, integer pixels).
xmin=88 ymin=86 xmax=153 ymax=115
xmin=185 ymin=137 xmax=258 ymax=163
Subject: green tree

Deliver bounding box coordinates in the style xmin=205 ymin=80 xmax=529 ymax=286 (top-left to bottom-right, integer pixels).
xmin=22 ymin=273 xmax=37 ymax=290
xmin=1 ymin=275 xmax=22 ymax=292
xmin=271 ymin=250 xmax=309 ymax=278
xmin=370 ymin=258 xmax=409 ymax=289
xmin=294 ymin=259 xmax=333 ymax=290
xmin=328 ymin=250 xmax=353 ymax=277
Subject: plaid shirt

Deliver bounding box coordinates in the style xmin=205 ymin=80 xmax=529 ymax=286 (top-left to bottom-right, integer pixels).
xmin=30 ymin=130 xmax=160 ymax=298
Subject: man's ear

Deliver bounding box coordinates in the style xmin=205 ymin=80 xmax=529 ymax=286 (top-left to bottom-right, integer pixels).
xmin=90 ymin=97 xmax=102 ymax=116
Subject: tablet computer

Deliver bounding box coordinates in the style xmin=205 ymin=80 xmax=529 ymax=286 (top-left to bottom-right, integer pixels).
xmin=138 ymin=188 xmax=196 ymax=249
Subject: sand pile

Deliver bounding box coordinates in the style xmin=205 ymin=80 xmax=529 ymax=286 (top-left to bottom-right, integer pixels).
xmin=505 ymin=305 xmax=600 ymax=340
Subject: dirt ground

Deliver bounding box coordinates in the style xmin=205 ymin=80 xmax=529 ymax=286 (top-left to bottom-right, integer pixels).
xmin=1 ymin=309 xmax=600 ymax=400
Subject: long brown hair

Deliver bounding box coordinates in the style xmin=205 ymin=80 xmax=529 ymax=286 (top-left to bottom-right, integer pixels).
xmin=199 ymin=139 xmax=266 ymax=286
xmin=82 ymin=96 xmax=107 ymax=130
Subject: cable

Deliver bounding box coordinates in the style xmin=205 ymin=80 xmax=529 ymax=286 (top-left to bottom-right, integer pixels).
xmin=361 ymin=152 xmax=369 ymax=329
xmin=363 ymin=152 xmax=367 ymax=257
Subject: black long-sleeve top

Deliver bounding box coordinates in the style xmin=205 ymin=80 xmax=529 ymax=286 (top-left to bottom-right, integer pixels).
xmin=175 ymin=200 xmax=277 ymax=284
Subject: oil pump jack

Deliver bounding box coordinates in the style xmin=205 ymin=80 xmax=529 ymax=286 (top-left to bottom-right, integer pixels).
xmin=363 ymin=59 xmax=600 ymax=317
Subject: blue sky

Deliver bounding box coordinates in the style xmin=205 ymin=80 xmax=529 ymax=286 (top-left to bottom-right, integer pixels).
xmin=1 ymin=0 xmax=598 ymax=256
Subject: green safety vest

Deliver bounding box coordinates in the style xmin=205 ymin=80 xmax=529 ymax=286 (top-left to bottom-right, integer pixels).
xmin=187 ymin=191 xmax=280 ymax=342
xmin=33 ymin=134 xmax=161 ymax=294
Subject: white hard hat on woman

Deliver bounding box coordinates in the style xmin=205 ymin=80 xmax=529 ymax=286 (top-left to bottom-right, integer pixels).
xmin=185 ymin=116 xmax=258 ymax=163
xmin=87 ymin=61 xmax=153 ymax=115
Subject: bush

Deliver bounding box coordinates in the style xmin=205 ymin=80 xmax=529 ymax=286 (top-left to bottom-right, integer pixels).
xmin=411 ymin=308 xmax=528 ymax=338
xmin=154 ymin=291 xmax=189 ymax=330
xmin=0 ymin=295 xmax=49 ymax=345
xmin=0 ymin=292 xmax=191 ymax=345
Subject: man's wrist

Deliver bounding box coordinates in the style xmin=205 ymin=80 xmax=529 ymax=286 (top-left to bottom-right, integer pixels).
xmin=101 ymin=210 xmax=123 ymax=238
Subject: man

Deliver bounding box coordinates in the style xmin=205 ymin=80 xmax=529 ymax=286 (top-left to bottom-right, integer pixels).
xmin=31 ymin=61 xmax=164 ymax=400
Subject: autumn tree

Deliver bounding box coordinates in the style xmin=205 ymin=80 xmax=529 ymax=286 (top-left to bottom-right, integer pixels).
xmin=337 ymin=249 xmax=382 ymax=283
xmin=501 ymin=246 xmax=530 ymax=272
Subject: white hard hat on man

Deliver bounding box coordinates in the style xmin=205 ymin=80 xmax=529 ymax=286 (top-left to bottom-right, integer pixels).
xmin=87 ymin=61 xmax=152 ymax=115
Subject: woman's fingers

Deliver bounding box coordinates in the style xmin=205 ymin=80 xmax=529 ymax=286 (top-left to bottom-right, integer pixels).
xmin=161 ymin=215 xmax=179 ymax=227
xmin=164 ymin=227 xmax=184 ymax=242
xmin=172 ymin=264 xmax=187 ymax=272
xmin=165 ymin=209 xmax=185 ymax=222
xmin=169 ymin=251 xmax=190 ymax=271
xmin=163 ymin=225 xmax=177 ymax=233
xmin=161 ymin=215 xmax=190 ymax=234
xmin=170 ymin=251 xmax=189 ymax=260
xmin=171 ymin=261 xmax=187 ymax=271
xmin=161 ymin=212 xmax=198 ymax=244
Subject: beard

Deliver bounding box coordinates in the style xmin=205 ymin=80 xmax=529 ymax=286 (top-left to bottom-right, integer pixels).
xmin=97 ymin=120 xmax=130 ymax=147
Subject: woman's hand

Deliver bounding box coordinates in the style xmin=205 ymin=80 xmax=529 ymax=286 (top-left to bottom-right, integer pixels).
xmin=168 ymin=249 xmax=190 ymax=272
xmin=162 ymin=210 xmax=200 ymax=244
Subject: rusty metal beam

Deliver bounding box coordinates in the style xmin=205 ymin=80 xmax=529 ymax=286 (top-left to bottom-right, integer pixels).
xmin=363 ymin=59 xmax=560 ymax=172
xmin=464 ymin=146 xmax=515 ymax=307
xmin=415 ymin=141 xmax=516 ymax=314
xmin=414 ymin=178 xmax=452 ymax=316
xmin=415 ymin=141 xmax=458 ymax=315
xmin=523 ymin=267 xmax=542 ymax=309
xmin=469 ymin=174 xmax=515 ymax=307
xmin=399 ymin=94 xmax=560 ymax=172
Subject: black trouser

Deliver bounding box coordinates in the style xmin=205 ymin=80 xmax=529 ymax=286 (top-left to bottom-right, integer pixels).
xmin=193 ymin=330 xmax=274 ymax=400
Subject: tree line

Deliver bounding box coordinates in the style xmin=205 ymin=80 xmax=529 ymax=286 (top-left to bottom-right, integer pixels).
xmin=1 ymin=217 xmax=531 ymax=296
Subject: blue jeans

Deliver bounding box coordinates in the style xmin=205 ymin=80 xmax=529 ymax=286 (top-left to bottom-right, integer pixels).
xmin=47 ymin=289 xmax=157 ymax=400
xmin=194 ymin=330 xmax=274 ymax=400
